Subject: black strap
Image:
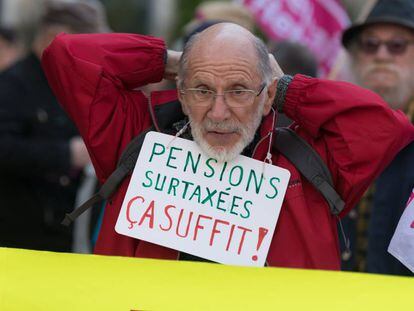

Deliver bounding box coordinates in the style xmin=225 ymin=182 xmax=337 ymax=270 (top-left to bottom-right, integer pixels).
xmin=61 ymin=126 xmax=154 ymax=226
xmin=274 ymin=128 xmax=345 ymax=215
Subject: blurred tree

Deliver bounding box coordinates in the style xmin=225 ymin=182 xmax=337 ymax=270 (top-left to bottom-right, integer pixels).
xmin=101 ymin=0 xmax=149 ymax=33
xmin=174 ymin=0 xmax=205 ymax=39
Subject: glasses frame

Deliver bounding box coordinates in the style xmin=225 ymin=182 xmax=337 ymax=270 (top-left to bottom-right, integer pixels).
xmin=357 ymin=36 xmax=414 ymax=56
xmin=179 ymin=83 xmax=267 ymax=108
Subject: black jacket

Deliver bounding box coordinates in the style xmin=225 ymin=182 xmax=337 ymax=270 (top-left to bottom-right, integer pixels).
xmin=0 ymin=53 xmax=80 ymax=251
xmin=366 ymin=142 xmax=414 ymax=276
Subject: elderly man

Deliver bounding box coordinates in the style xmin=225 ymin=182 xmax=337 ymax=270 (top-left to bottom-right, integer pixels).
xmin=42 ymin=23 xmax=414 ymax=269
xmin=342 ymin=0 xmax=414 ymax=275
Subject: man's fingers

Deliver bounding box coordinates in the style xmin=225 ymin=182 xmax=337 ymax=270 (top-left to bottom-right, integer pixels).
xmin=164 ymin=50 xmax=182 ymax=81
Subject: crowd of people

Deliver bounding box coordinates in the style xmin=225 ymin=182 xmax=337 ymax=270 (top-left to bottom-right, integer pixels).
xmin=0 ymin=0 xmax=413 ymax=276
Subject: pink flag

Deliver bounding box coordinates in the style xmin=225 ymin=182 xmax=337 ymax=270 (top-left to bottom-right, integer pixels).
xmin=239 ymin=0 xmax=349 ymax=77
xmin=388 ymin=188 xmax=414 ymax=272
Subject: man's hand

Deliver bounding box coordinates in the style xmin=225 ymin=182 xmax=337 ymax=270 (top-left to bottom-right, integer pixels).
xmin=164 ymin=50 xmax=182 ymax=81
xmin=70 ymin=136 xmax=91 ymax=169
xmin=269 ymin=53 xmax=284 ymax=80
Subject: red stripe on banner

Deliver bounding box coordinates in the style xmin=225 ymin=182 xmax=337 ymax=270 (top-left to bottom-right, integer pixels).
xmin=240 ymin=0 xmax=350 ymax=77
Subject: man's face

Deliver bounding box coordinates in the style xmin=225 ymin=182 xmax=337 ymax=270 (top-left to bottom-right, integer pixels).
xmin=0 ymin=37 xmax=19 ymax=71
xmin=178 ymin=29 xmax=272 ymax=162
xmin=351 ymin=23 xmax=414 ymax=110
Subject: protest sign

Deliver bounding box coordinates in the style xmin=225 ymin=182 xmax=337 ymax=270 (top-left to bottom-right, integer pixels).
xmin=388 ymin=188 xmax=414 ymax=272
xmin=115 ymin=132 xmax=290 ymax=266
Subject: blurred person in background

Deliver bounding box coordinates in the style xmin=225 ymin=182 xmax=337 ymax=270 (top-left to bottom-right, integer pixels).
xmin=0 ymin=1 xmax=107 ymax=252
xmin=0 ymin=27 xmax=21 ymax=71
xmin=269 ymin=40 xmax=318 ymax=78
xmin=268 ymin=40 xmax=318 ymax=127
xmin=182 ymin=1 xmax=255 ymax=44
xmin=342 ymin=0 xmax=414 ymax=275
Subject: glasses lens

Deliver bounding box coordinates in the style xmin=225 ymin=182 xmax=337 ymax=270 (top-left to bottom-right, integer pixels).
xmin=359 ymin=37 xmax=411 ymax=55
xmin=226 ymin=90 xmax=255 ymax=107
xmin=187 ymin=89 xmax=213 ymax=106
xmin=359 ymin=37 xmax=380 ymax=54
xmin=386 ymin=39 xmax=408 ymax=55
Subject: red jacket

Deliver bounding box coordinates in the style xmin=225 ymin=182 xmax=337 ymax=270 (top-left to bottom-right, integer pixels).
xmin=42 ymin=33 xmax=414 ymax=270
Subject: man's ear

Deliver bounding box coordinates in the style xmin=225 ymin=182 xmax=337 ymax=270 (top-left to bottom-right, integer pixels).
xmin=177 ymin=88 xmax=189 ymax=116
xmin=262 ymin=78 xmax=278 ymax=116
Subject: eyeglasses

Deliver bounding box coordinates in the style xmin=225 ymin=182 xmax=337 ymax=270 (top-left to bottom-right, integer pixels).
xmin=357 ymin=37 xmax=414 ymax=55
xmin=179 ymin=83 xmax=266 ymax=108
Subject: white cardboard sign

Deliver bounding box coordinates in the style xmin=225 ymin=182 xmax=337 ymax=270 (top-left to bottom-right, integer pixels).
xmin=115 ymin=132 xmax=290 ymax=266
xmin=388 ymin=188 xmax=414 ymax=273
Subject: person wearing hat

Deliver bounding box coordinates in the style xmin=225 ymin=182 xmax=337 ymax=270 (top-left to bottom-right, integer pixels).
xmin=0 ymin=1 xmax=109 ymax=252
xmin=342 ymin=0 xmax=414 ymax=275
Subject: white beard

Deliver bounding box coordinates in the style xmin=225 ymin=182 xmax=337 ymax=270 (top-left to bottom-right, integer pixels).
xmin=352 ymin=62 xmax=414 ymax=110
xmin=189 ymin=103 xmax=264 ymax=162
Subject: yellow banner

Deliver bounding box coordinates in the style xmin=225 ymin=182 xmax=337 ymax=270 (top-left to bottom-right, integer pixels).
xmin=0 ymin=247 xmax=413 ymax=310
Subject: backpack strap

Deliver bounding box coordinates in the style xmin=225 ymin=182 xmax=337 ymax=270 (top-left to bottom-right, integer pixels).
xmin=274 ymin=128 xmax=345 ymax=215
xmin=62 ymin=98 xmax=186 ymax=226
xmin=62 ymin=125 xmax=345 ymax=225
xmin=62 ymin=126 xmax=154 ymax=226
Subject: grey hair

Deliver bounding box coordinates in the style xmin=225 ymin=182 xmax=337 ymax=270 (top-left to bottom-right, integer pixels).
xmin=177 ymin=32 xmax=273 ymax=88
xmin=252 ymin=35 xmax=273 ymax=84
xmin=177 ymin=32 xmax=202 ymax=88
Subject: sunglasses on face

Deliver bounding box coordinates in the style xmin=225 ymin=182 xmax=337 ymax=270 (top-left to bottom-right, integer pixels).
xmin=357 ymin=37 xmax=414 ymax=55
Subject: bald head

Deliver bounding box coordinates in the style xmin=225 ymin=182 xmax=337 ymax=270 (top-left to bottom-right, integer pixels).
xmin=177 ymin=23 xmax=272 ymax=87
xmin=191 ymin=23 xmax=256 ymax=55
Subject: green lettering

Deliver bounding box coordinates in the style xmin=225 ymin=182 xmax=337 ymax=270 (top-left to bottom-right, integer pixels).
xmin=166 ymin=146 xmax=182 ymax=169
xmin=167 ymin=177 xmax=180 ymax=196
xmin=266 ymin=177 xmax=280 ymax=199
xmin=241 ymin=200 xmax=252 ymax=219
xmin=246 ymin=170 xmax=264 ymax=194
xmin=154 ymin=173 xmax=167 ymax=191
xmin=228 ymin=165 xmax=244 ymax=187
xmin=204 ymin=158 xmax=217 ymax=178
xmin=181 ymin=180 xmax=194 ymax=199
xmin=216 ymin=189 xmax=229 ymax=212
xmin=184 ymin=151 xmax=201 ymax=173
xmin=219 ymin=161 xmax=228 ymax=181
xmin=229 ymin=195 xmax=242 ymax=216
xmin=142 ymin=170 xmax=153 ymax=188
xmin=201 ymin=187 xmax=217 ymax=207
xmin=149 ymin=143 xmax=166 ymax=162
xmin=189 ymin=185 xmax=202 ymax=203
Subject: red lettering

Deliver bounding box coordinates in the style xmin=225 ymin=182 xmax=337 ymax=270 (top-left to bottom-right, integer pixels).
xmin=159 ymin=204 xmax=176 ymax=231
xmin=237 ymin=226 xmax=252 ymax=255
xmin=225 ymin=224 xmax=236 ymax=251
xmin=209 ymin=219 xmax=230 ymax=246
xmin=126 ymin=196 xmax=145 ymax=229
xmin=176 ymin=209 xmax=193 ymax=238
xmin=138 ymin=200 xmax=155 ymax=229
xmin=193 ymin=214 xmax=213 ymax=241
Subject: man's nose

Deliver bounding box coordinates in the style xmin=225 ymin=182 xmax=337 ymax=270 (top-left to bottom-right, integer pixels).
xmin=374 ymin=44 xmax=393 ymax=60
xmin=207 ymin=94 xmax=231 ymax=122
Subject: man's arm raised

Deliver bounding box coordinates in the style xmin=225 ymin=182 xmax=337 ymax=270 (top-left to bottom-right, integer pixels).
xmin=280 ymin=75 xmax=414 ymax=216
xmin=42 ymin=33 xmax=167 ymax=181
